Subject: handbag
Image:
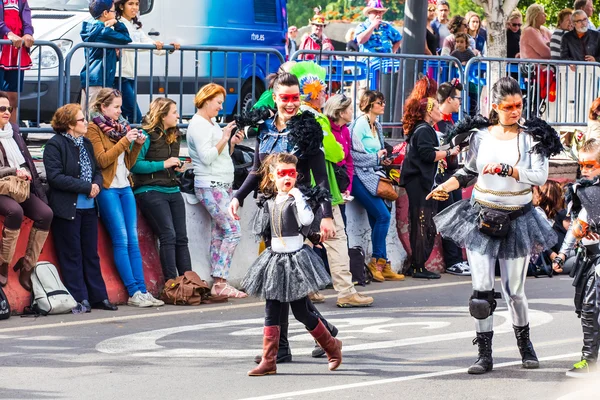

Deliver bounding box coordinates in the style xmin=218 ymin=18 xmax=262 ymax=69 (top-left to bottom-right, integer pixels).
xmin=0 ymin=175 xmax=30 ymax=203
xmin=161 ymin=271 xmax=228 ymax=305
xmin=376 ymin=177 xmax=399 ymax=201
xmin=332 ymin=164 xmax=350 ymax=193
xmin=477 ymin=202 xmax=533 ymax=238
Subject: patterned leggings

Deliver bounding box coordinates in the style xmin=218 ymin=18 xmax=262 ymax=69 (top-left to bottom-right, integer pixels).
xmin=194 ymin=185 xmax=242 ymax=279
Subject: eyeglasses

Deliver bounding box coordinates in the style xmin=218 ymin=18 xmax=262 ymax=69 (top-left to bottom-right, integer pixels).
xmin=278 ymin=93 xmax=301 ymax=103
xmin=0 ymin=106 xmax=13 ymax=113
xmin=578 ymin=161 xmax=600 ymax=170
xmin=497 ymin=102 xmax=523 ymax=112
xmin=374 ymin=100 xmax=386 ymax=106
xmin=76 ymin=118 xmax=86 ymax=123
xmin=276 ymin=168 xmax=298 ymax=178
xmin=108 ymin=9 xmax=116 ymax=14
xmin=574 ymin=19 xmax=588 ymax=23
xmin=511 ymin=23 xmax=522 ymax=27
xmin=450 ymin=96 xmax=462 ymax=102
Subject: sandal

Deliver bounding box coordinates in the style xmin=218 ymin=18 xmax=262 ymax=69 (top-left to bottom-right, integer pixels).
xmin=211 ymin=283 xmax=248 ymax=298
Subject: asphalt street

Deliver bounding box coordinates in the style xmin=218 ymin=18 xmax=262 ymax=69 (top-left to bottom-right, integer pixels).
xmin=0 ymin=274 xmax=598 ymax=400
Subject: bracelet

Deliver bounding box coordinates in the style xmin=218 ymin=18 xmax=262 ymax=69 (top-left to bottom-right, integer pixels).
xmin=445 ymin=149 xmax=451 ymax=158
xmin=553 ymin=256 xmax=565 ymax=266
xmin=498 ymin=163 xmax=510 ymax=177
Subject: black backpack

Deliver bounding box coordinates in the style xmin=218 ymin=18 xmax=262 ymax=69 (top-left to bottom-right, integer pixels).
xmin=231 ymin=144 xmax=255 ymax=190
xmin=349 ymin=246 xmax=372 ymax=286
xmin=0 ymin=286 xmax=11 ymax=320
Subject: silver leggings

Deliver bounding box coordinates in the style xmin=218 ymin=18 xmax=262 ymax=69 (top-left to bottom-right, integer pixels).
xmin=467 ymin=251 xmax=530 ymax=332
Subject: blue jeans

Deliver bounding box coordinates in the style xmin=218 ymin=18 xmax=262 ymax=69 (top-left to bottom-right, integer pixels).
xmin=97 ymin=186 xmax=146 ymax=296
xmin=351 ymin=178 xmax=390 ymax=260
xmin=116 ymin=78 xmax=142 ymax=124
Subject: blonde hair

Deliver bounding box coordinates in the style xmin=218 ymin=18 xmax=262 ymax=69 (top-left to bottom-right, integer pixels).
xmin=345 ymin=28 xmax=356 ymax=43
xmin=194 ymin=83 xmax=226 ymax=110
xmin=323 ymin=94 xmax=353 ymax=122
xmin=258 ymin=153 xmax=298 ymax=197
xmin=581 ymin=139 xmax=600 ymax=162
xmin=141 ymin=97 xmax=179 ymax=145
xmin=508 ymin=9 xmax=523 ymax=22
xmin=524 ymin=4 xmax=545 ymax=29
xmin=91 ymin=88 xmax=122 ymax=114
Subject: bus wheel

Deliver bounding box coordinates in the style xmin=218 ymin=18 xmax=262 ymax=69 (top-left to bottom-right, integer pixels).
xmin=239 ymin=81 xmax=264 ymax=114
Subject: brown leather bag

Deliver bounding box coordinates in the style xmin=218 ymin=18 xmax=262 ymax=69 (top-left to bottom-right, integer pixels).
xmin=161 ymin=271 xmax=227 ymax=305
xmin=0 ymin=175 xmax=30 ymax=203
xmin=376 ymin=177 xmax=399 ymax=201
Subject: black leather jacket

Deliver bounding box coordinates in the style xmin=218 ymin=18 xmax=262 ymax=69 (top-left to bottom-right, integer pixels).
xmin=560 ymin=30 xmax=600 ymax=62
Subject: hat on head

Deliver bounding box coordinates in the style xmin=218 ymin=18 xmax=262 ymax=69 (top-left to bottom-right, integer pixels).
xmin=289 ymin=62 xmax=327 ymax=102
xmin=428 ymin=0 xmax=438 ymax=5
xmin=309 ymin=6 xmax=328 ymax=26
xmin=89 ymin=0 xmax=114 ymax=19
xmin=363 ymin=0 xmax=388 ymax=17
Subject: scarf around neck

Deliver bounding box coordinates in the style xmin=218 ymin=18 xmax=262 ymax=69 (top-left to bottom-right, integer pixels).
xmin=0 ymin=123 xmax=25 ymax=169
xmin=62 ymin=133 xmax=92 ymax=183
xmin=91 ymin=112 xmax=131 ymax=142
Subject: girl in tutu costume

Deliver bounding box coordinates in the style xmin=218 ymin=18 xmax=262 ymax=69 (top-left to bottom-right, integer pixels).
xmin=243 ymin=153 xmax=342 ymax=376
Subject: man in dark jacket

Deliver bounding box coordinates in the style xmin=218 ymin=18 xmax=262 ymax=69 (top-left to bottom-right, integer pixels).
xmin=80 ymin=0 xmax=131 ymax=113
xmin=560 ymin=10 xmax=600 ymax=62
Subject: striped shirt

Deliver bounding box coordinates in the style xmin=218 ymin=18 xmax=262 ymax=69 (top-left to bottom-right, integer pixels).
xmin=550 ymin=29 xmax=567 ymax=59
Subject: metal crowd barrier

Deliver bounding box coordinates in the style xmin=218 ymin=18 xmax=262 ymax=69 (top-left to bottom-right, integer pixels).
xmin=464 ymin=56 xmax=600 ymax=126
xmin=2 ymin=39 xmax=65 ymax=134
xmin=65 ymin=43 xmax=284 ymax=125
xmin=291 ymin=50 xmax=464 ymax=131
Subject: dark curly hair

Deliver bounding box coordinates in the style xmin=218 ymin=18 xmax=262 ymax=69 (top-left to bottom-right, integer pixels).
xmin=403 ymin=98 xmax=430 ymax=137
xmin=448 ymin=15 xmax=465 ymax=34
xmin=115 ymin=0 xmax=142 ymax=29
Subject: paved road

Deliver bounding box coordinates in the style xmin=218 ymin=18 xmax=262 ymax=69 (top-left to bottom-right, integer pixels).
xmin=0 ymin=274 xmax=598 ymax=400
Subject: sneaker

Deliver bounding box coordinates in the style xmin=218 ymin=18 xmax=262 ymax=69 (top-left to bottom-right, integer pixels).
xmin=127 ymin=291 xmax=153 ymax=307
xmin=142 ymin=291 xmax=165 ymax=307
xmin=336 ymin=292 xmax=374 ymax=308
xmin=446 ymin=262 xmax=471 ymax=276
xmin=566 ymin=359 xmax=597 ymax=378
xmin=309 ymin=292 xmax=325 ymax=303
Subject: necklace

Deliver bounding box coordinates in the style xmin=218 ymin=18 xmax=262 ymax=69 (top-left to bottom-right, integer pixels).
xmin=270 ymin=196 xmax=290 ymax=247
xmin=500 ymin=122 xmax=518 ymax=128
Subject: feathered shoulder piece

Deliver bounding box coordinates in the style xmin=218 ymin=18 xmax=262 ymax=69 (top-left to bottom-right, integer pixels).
xmin=234 ymin=107 xmax=273 ymax=132
xmin=297 ymin=185 xmax=331 ymax=211
xmin=287 ymin=110 xmax=323 ymax=157
xmin=564 ymin=176 xmax=600 ymax=218
xmin=522 ymin=117 xmax=563 ymax=157
xmin=443 ymin=114 xmax=491 ymax=148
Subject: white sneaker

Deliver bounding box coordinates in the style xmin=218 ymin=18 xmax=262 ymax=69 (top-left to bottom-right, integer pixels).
xmin=142 ymin=291 xmax=165 ymax=307
xmin=127 ymin=291 xmax=153 ymax=307
xmin=446 ymin=262 xmax=471 ymax=276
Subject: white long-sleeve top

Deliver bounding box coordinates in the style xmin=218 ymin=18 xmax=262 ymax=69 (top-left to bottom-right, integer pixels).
xmin=187 ymin=114 xmax=234 ymax=185
xmin=119 ymin=18 xmax=166 ymax=79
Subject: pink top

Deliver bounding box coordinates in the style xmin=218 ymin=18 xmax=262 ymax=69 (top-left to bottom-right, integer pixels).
xmin=519 ymin=26 xmax=552 ymax=60
xmin=328 ymin=117 xmax=354 ymax=193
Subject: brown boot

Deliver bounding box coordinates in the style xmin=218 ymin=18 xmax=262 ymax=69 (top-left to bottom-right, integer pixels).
xmin=0 ymin=227 xmax=20 ymax=287
xmin=13 ymin=228 xmax=49 ymax=292
xmin=309 ymin=320 xmax=342 ymax=371
xmin=367 ymin=258 xmax=385 ymax=282
xmin=248 ymin=326 xmax=280 ymax=376
xmin=381 ymin=259 xmax=405 ymax=281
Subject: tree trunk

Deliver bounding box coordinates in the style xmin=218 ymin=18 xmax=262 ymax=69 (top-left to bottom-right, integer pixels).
xmin=474 ymin=0 xmax=520 ymax=58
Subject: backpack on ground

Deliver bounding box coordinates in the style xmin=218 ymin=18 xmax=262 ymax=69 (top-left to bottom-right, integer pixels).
xmin=0 ymin=286 xmax=10 ymax=320
xmin=349 ymin=246 xmax=372 ymax=286
xmin=31 ymin=262 xmax=77 ymax=315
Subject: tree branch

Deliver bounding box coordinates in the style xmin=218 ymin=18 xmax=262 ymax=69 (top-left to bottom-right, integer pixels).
xmin=502 ymin=0 xmax=520 ymax=15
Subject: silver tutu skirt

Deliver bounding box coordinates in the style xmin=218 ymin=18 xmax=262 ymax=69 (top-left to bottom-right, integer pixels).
xmin=241 ymin=245 xmax=331 ymax=302
xmin=433 ymin=199 xmax=558 ymax=259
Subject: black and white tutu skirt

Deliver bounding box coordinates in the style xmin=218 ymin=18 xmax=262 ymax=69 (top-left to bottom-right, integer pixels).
xmin=241 ymin=245 xmax=331 ymax=302
xmin=433 ymin=199 xmax=558 ymax=259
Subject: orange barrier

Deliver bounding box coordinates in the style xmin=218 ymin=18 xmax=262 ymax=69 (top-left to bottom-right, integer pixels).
xmin=2 ymin=210 xmax=163 ymax=314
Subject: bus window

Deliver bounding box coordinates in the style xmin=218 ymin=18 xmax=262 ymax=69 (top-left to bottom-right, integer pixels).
xmin=140 ymin=0 xmax=153 ymax=14
xmin=254 ymin=0 xmax=277 ymax=24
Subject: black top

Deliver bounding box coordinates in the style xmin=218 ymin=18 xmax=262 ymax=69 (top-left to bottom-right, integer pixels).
xmin=426 ymin=29 xmax=439 ymax=55
xmin=346 ymin=40 xmax=359 ymax=52
xmin=133 ymin=129 xmax=181 ymax=188
xmin=400 ymin=122 xmax=439 ymax=192
xmin=43 ymin=133 xmax=103 ymax=220
xmin=560 ymin=30 xmax=600 ymax=62
xmin=506 ymin=29 xmax=521 ymax=59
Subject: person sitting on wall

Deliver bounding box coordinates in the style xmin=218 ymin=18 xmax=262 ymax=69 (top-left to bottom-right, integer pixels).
xmin=355 ymin=0 xmax=402 ymax=54
xmin=298 ymin=7 xmax=333 ymax=61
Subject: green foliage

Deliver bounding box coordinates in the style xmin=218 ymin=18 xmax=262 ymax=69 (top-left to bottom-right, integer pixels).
xmin=287 ymin=0 xmax=405 ymax=26
xmin=447 ymin=0 xmax=484 ymax=17
xmin=518 ymin=0 xmax=576 ymax=26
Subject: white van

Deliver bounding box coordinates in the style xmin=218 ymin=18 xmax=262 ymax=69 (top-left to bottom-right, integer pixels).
xmin=22 ymin=0 xmax=286 ymax=123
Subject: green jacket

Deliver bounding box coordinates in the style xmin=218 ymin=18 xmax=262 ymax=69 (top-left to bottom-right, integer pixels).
xmin=253 ymin=89 xmax=275 ymax=110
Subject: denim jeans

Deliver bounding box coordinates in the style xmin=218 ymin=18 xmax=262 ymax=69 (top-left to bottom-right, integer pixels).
xmin=136 ymin=190 xmax=192 ymax=280
xmin=116 ymin=78 xmax=142 ymax=124
xmin=351 ymin=178 xmax=390 ymax=260
xmin=97 ymin=186 xmax=146 ymax=296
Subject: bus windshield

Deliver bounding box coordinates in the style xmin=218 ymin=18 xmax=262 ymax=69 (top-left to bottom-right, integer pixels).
xmin=29 ymin=0 xmax=90 ymax=11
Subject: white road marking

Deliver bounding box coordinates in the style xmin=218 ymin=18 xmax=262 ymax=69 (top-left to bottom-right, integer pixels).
xmin=238 ymin=352 xmax=581 ymax=400
xmin=0 ymin=280 xmax=473 ymax=334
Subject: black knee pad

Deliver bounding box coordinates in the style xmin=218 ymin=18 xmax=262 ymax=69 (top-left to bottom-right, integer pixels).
xmin=469 ymin=290 xmax=501 ymax=320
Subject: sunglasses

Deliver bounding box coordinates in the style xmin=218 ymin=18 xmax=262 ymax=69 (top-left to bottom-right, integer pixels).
xmin=278 ymin=93 xmax=301 ymax=103
xmin=511 ymin=23 xmax=522 ymax=27
xmin=0 ymin=106 xmax=13 ymax=113
xmin=374 ymin=100 xmax=386 ymax=106
xmin=428 ymin=7 xmax=436 ymax=12
xmin=276 ymin=168 xmax=298 ymax=178
xmin=578 ymin=161 xmax=600 ymax=170
xmin=451 ymin=96 xmax=462 ymax=102
xmin=497 ymin=102 xmax=523 ymax=112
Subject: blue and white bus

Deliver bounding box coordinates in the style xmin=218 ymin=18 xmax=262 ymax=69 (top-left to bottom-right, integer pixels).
xmin=23 ymin=0 xmax=287 ymax=122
